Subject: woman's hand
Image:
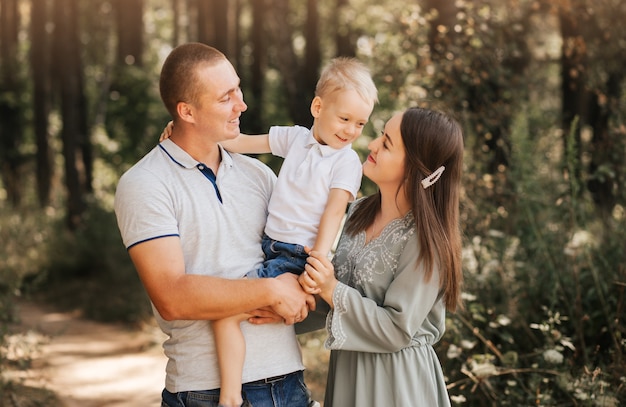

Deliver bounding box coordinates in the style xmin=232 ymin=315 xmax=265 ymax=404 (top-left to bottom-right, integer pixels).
xmin=159 ymin=120 xmax=174 ymax=142
xmin=301 ymin=250 xmax=338 ymax=307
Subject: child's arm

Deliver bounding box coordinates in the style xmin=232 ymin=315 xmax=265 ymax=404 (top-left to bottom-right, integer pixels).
xmin=220 ymin=134 xmax=271 ymax=154
xmin=159 ymin=120 xmax=271 ymax=154
xmin=299 ymin=188 xmax=351 ymax=294
xmin=312 ymin=188 xmax=352 ymax=256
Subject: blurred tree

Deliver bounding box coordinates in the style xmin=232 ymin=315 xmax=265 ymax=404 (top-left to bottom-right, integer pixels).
xmin=52 ymin=0 xmax=91 ymax=229
xmin=0 ymin=0 xmax=24 ymax=206
xmin=172 ymin=0 xmax=181 ymax=45
xmin=196 ymin=0 xmax=239 ymax=62
xmin=467 ymin=2 xmax=529 ymax=176
xmin=334 ymin=0 xmax=355 ymax=57
xmin=115 ymin=0 xmax=144 ymax=66
xmin=196 ymin=0 xmax=213 ymax=45
xmin=424 ymin=0 xmax=456 ymax=57
xmin=246 ymin=0 xmax=268 ymax=133
xmin=556 ymin=0 xmax=626 ymax=221
xmin=31 ymin=0 xmax=53 ymax=207
xmin=304 ymin=0 xmax=321 ymax=94
xmin=105 ymin=0 xmax=155 ymax=168
xmin=265 ymin=0 xmax=321 ymax=127
xmin=558 ymin=0 xmax=588 ymax=187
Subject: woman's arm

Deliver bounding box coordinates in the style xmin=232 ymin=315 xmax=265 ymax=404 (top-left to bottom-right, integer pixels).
xmin=308 ymin=234 xmax=444 ymax=353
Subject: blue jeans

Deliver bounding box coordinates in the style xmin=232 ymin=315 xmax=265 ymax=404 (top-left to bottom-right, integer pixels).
xmin=161 ymin=370 xmax=310 ymax=407
xmin=250 ymin=235 xmax=307 ymax=279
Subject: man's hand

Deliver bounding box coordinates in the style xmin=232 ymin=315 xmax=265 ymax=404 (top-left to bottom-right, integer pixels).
xmin=247 ymin=307 xmax=283 ymax=325
xmin=267 ymin=273 xmax=316 ymax=325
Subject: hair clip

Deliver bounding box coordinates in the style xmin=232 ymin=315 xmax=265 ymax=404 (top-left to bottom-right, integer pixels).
xmin=421 ymin=166 xmax=445 ymax=189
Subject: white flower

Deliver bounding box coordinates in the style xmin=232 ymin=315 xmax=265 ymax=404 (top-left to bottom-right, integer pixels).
xmin=543 ymin=349 xmax=564 ymax=364
xmin=447 ymin=344 xmax=462 ymax=359
xmin=470 ymin=360 xmax=498 ymax=378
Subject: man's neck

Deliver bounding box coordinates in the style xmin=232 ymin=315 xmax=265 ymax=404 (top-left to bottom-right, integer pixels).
xmin=169 ymin=132 xmax=222 ymax=173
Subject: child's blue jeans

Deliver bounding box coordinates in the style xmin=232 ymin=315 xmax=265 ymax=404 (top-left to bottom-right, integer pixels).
xmin=248 ymin=235 xmax=308 ymax=278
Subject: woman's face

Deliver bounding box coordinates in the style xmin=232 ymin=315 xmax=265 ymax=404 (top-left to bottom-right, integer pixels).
xmin=363 ymin=112 xmax=406 ymax=189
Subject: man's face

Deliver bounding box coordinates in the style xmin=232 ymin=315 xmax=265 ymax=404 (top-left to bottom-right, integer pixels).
xmin=191 ymin=59 xmax=248 ymax=143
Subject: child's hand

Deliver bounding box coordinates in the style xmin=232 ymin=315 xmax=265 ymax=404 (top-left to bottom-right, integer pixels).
xmin=298 ymin=272 xmax=320 ymax=295
xmin=159 ymin=120 xmax=174 ymax=142
xmin=298 ymin=246 xmax=320 ymax=294
xmin=302 ymin=250 xmax=338 ymax=306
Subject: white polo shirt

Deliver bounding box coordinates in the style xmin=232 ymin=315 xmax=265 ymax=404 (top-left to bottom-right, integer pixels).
xmin=114 ymin=139 xmax=304 ymax=392
xmin=265 ymin=125 xmax=363 ymax=247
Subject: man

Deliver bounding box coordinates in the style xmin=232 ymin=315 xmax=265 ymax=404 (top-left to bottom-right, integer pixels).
xmin=114 ymin=43 xmax=314 ymax=407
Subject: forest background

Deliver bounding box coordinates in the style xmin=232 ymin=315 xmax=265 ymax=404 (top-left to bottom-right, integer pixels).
xmin=1 ymin=0 xmax=625 ymax=405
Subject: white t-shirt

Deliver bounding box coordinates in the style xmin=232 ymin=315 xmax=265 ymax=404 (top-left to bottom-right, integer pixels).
xmin=265 ymin=125 xmax=363 ymax=247
xmin=114 ymin=139 xmax=304 ymax=392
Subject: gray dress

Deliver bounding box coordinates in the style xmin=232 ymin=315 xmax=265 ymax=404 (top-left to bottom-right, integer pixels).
xmin=323 ymin=203 xmax=452 ymax=407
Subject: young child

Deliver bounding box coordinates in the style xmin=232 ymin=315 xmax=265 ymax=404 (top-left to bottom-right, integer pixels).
xmin=161 ymin=57 xmax=378 ymax=407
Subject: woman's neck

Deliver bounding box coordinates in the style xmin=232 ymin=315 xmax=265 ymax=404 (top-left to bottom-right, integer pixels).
xmin=366 ymin=188 xmax=410 ymax=244
xmin=379 ymin=186 xmax=410 ymax=220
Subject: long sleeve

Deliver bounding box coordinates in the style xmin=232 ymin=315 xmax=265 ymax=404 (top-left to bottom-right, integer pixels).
xmin=325 ymin=224 xmax=446 ymax=353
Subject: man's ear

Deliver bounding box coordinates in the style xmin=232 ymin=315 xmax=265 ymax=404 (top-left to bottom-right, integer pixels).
xmin=310 ymin=96 xmax=322 ymax=118
xmin=177 ymin=102 xmax=195 ymax=123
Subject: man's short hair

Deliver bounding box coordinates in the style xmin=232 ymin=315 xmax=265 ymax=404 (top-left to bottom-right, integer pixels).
xmin=159 ymin=43 xmax=226 ymax=118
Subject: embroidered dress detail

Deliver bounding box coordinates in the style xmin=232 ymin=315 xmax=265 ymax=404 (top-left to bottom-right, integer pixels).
xmin=321 ymin=197 xmax=451 ymax=406
xmin=325 ymin=283 xmax=349 ymax=349
xmin=333 ymin=214 xmax=414 ymax=290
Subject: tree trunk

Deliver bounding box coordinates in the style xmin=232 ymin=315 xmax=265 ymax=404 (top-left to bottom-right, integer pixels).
xmin=115 ymin=0 xmax=144 ymax=66
xmin=193 ymin=0 xmax=238 ymax=61
xmin=586 ymin=73 xmax=621 ymax=216
xmin=0 ymin=0 xmax=23 ymax=206
xmin=31 ymin=0 xmax=53 ymax=207
xmin=172 ymin=0 xmax=181 ymax=46
xmin=559 ymin=1 xmax=588 ymax=181
xmin=246 ymin=0 xmax=267 ymax=133
xmin=197 ymin=0 xmax=214 ymax=45
xmin=265 ymin=0 xmax=317 ymax=127
xmin=334 ymin=0 xmax=355 ymax=57
xmin=304 ymin=0 xmax=321 ymax=97
xmin=212 ymin=0 xmax=238 ymax=61
xmin=424 ymin=0 xmax=457 ymax=58
xmin=53 ymin=0 xmax=90 ymax=229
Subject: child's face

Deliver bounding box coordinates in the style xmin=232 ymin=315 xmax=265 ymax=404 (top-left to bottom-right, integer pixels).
xmin=310 ymin=89 xmax=373 ymax=150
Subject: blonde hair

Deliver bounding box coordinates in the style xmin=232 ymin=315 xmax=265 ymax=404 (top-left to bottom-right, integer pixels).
xmin=315 ymin=57 xmax=378 ymax=106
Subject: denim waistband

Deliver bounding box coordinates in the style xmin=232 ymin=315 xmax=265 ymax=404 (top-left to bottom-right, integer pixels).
xmin=244 ymin=370 xmax=301 ymax=385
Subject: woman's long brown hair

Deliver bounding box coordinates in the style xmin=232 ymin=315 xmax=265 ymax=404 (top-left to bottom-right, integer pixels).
xmin=345 ymin=107 xmax=464 ymax=311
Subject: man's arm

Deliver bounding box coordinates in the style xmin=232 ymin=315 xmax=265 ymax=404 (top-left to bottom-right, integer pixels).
xmin=128 ymin=236 xmax=313 ymax=324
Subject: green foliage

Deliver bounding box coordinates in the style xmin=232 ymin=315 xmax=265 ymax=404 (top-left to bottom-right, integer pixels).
xmin=0 ymin=202 xmax=58 ymax=395
xmin=103 ymin=64 xmax=170 ymax=168
xmin=0 ymin=1 xmax=625 ymax=405
xmin=41 ymin=202 xmax=151 ymax=323
xmin=437 ymin=108 xmax=626 ymax=405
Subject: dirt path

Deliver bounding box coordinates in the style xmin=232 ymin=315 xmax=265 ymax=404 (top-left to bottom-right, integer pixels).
xmin=7 ymin=299 xmax=168 ymax=407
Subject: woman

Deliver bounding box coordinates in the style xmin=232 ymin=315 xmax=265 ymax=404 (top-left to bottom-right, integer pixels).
xmin=301 ymin=106 xmax=464 ymax=406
